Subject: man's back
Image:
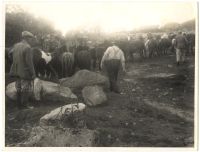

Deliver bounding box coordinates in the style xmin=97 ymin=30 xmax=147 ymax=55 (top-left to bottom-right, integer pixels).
xmin=175 ymin=34 xmax=188 ymax=49
xmin=9 ymin=40 xmax=34 ymax=79
xmin=104 ymin=45 xmax=124 ymax=60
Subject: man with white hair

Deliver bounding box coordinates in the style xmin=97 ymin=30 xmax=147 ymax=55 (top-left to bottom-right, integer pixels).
xmin=9 ymin=31 xmax=36 ymax=109
xmin=101 ymin=42 xmax=126 ymax=93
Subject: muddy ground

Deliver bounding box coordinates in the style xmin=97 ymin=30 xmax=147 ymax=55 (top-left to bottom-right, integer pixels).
xmin=5 ymin=54 xmax=195 ymax=147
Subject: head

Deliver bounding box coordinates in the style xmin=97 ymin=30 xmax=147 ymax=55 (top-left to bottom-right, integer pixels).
xmin=178 ymin=31 xmax=182 ymax=35
xmin=22 ymin=31 xmax=36 ymax=46
xmin=147 ymin=33 xmax=153 ymax=39
xmin=111 ymin=41 xmax=116 ymax=46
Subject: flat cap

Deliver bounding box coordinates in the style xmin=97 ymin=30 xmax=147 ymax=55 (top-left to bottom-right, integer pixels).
xmin=22 ymin=31 xmax=34 ymax=38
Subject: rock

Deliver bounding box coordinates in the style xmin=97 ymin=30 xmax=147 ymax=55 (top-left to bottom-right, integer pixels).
xmin=6 ymin=78 xmax=77 ymax=102
xmin=40 ymin=103 xmax=86 ymax=125
xmin=167 ymin=64 xmax=173 ymax=68
xmin=132 ymin=89 xmax=136 ymax=92
xmin=60 ymin=70 xmax=109 ymax=91
xmin=82 ymin=85 xmax=107 ymax=106
xmin=108 ymin=115 xmax=113 ymax=119
xmin=5 ymin=82 xmax=17 ymax=101
xmin=107 ymin=134 xmax=112 ymax=139
xmin=18 ymin=126 xmax=95 ymax=147
xmin=163 ymin=92 xmax=169 ymax=96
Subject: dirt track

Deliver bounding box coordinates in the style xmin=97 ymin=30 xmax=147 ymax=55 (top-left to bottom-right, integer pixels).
xmin=5 ymin=54 xmax=194 ymax=147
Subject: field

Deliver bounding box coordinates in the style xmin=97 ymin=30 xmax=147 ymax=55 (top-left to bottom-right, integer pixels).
xmin=5 ymin=54 xmax=195 ymax=147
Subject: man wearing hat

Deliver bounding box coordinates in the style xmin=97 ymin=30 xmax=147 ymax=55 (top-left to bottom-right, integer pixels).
xmin=174 ymin=31 xmax=188 ymax=66
xmin=9 ymin=31 xmax=36 ymax=109
xmin=100 ymin=42 xmax=126 ymax=93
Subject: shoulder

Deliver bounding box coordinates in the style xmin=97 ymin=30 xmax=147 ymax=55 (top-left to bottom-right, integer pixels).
xmin=24 ymin=42 xmax=31 ymax=49
xmin=105 ymin=46 xmax=112 ymax=52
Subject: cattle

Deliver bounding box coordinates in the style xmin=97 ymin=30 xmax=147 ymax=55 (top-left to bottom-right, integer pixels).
xmin=92 ymin=46 xmax=106 ymax=70
xmin=186 ymin=33 xmax=195 ymax=55
xmin=127 ymin=38 xmax=145 ymax=61
xmin=145 ymin=38 xmax=158 ymax=58
xmin=32 ymin=47 xmax=58 ymax=79
xmin=117 ymin=40 xmax=129 ymax=61
xmin=61 ymin=52 xmax=74 ymax=77
xmin=89 ymin=47 xmax=97 ymax=70
xmin=49 ymin=45 xmax=73 ymax=79
xmin=158 ymin=38 xmax=172 ymax=55
xmin=75 ymin=50 xmax=92 ymax=70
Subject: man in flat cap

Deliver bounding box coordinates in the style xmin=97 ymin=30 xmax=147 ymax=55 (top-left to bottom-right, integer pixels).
xmin=9 ymin=31 xmax=36 ymax=109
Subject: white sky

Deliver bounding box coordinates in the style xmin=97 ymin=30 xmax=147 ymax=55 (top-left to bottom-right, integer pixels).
xmin=6 ymin=1 xmax=196 ymax=35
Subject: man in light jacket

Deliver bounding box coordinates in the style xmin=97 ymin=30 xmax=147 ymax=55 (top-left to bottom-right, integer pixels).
xmin=101 ymin=42 xmax=126 ymax=93
xmin=174 ymin=31 xmax=188 ymax=66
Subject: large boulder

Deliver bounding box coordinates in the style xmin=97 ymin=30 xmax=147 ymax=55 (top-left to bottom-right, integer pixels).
xmin=18 ymin=126 xmax=95 ymax=147
xmin=82 ymin=85 xmax=107 ymax=106
xmin=40 ymin=103 xmax=86 ymax=125
xmin=60 ymin=70 xmax=109 ymax=91
xmin=6 ymin=78 xmax=77 ymax=102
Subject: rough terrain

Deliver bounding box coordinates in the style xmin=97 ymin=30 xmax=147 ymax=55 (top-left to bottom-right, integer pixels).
xmin=5 ymin=54 xmax=195 ymax=147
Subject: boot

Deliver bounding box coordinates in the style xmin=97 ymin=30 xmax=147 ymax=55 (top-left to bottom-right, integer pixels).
xmin=21 ymin=93 xmax=34 ymax=109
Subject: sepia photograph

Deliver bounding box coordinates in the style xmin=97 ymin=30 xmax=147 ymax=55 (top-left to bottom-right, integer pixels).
xmin=3 ymin=0 xmax=197 ymax=149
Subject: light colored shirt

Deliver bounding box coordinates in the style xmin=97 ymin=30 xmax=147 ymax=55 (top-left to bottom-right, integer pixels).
xmin=101 ymin=45 xmax=125 ymax=70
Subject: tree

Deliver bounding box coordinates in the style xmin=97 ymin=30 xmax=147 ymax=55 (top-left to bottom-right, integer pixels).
xmin=5 ymin=5 xmax=56 ymax=47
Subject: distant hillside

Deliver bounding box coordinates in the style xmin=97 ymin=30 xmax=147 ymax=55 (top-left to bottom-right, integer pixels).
xmin=160 ymin=22 xmax=180 ymax=31
xmin=134 ymin=19 xmax=195 ymax=33
xmin=180 ymin=19 xmax=195 ymax=31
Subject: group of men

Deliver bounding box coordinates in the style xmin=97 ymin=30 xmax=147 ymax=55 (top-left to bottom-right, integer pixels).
xmin=9 ymin=31 xmax=126 ymax=109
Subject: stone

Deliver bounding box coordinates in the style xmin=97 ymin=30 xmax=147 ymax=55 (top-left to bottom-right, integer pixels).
xmin=6 ymin=78 xmax=77 ymax=102
xmin=40 ymin=103 xmax=86 ymax=125
xmin=60 ymin=70 xmax=109 ymax=91
xmin=82 ymin=85 xmax=107 ymax=106
xmin=17 ymin=126 xmax=95 ymax=147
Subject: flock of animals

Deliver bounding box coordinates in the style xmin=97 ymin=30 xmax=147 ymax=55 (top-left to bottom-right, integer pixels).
xmin=5 ymin=32 xmax=195 ymax=81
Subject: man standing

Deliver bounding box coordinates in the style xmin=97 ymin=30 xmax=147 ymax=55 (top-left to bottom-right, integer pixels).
xmin=101 ymin=42 xmax=126 ymax=93
xmin=174 ymin=31 xmax=188 ymax=66
xmin=9 ymin=31 xmax=36 ymax=109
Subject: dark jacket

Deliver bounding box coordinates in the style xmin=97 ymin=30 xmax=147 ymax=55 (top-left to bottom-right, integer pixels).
xmin=175 ymin=34 xmax=188 ymax=49
xmin=9 ymin=40 xmax=36 ymax=80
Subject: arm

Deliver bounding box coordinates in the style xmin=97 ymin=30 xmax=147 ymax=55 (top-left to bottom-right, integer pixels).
xmin=120 ymin=50 xmax=126 ymax=72
xmin=25 ymin=47 xmax=36 ymax=79
xmin=100 ymin=48 xmax=109 ymax=69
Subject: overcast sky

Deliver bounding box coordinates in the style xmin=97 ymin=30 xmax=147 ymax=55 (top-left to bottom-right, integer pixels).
xmin=6 ymin=1 xmax=196 ymax=34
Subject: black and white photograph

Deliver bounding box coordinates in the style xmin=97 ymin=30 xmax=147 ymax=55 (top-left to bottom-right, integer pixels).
xmin=3 ymin=0 xmax=197 ymax=149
